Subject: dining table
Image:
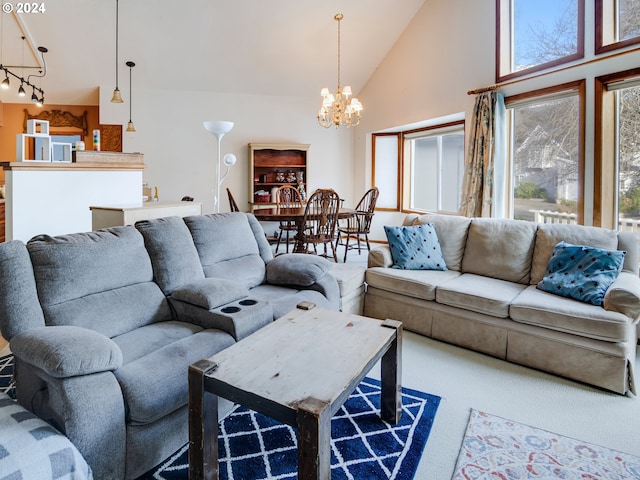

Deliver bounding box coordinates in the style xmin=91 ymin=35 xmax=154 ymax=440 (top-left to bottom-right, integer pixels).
xmin=252 ymin=206 xmax=355 ymax=254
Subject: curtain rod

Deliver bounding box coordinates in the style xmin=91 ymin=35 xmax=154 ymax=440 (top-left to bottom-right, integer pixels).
xmin=467 ymin=44 xmax=640 ymax=95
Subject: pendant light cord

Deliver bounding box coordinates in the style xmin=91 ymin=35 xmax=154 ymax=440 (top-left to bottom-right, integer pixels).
xmin=115 ymin=0 xmax=119 ymax=88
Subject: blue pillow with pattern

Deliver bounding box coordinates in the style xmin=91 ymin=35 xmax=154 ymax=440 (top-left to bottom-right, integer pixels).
xmin=384 ymin=224 xmax=447 ymax=270
xmin=537 ymin=241 xmax=625 ymax=306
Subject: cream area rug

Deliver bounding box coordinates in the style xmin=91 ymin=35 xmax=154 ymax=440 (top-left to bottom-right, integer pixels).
xmin=451 ymin=409 xmax=640 ymax=479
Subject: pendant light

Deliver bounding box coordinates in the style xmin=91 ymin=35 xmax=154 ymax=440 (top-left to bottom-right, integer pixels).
xmin=126 ymin=61 xmax=136 ymax=132
xmin=111 ymin=0 xmax=123 ymax=103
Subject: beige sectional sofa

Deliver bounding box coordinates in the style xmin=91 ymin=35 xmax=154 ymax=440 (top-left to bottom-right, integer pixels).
xmin=364 ymin=213 xmax=640 ymax=395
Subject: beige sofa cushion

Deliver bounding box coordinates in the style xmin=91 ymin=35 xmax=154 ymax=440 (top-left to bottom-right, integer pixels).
xmin=461 ymin=218 xmax=537 ymax=284
xmin=436 ymin=273 xmax=528 ymax=318
xmin=618 ymin=231 xmax=640 ymax=275
xmin=412 ymin=214 xmax=471 ymax=271
xmin=510 ymin=285 xmax=632 ymax=342
xmin=366 ymin=267 xmax=461 ymax=301
xmin=530 ymin=223 xmax=619 ymax=285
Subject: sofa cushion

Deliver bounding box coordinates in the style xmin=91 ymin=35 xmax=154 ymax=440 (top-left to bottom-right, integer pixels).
xmin=412 ymin=213 xmax=471 ymax=271
xmin=266 ymin=253 xmax=333 ymax=286
xmin=436 ymin=273 xmax=528 ymax=318
xmin=171 ymin=278 xmax=249 ymax=310
xmin=618 ymin=231 xmax=640 ymax=275
xmin=384 ymin=224 xmax=447 ymax=270
xmin=135 ymin=216 xmax=205 ymax=295
xmin=537 ymin=242 xmax=625 ymax=306
xmin=27 ymin=227 xmax=172 ymax=338
xmin=114 ymin=328 xmax=235 ymax=425
xmin=366 ymin=267 xmax=461 ymax=302
xmin=184 ymin=213 xmax=267 ymax=288
xmin=0 ymin=240 xmax=45 ymax=340
xmin=0 ymin=393 xmax=92 ymax=480
xmin=461 ymin=218 xmax=537 ymax=284
xmin=530 ymin=223 xmax=619 ymax=285
xmin=510 ymin=285 xmax=632 ymax=342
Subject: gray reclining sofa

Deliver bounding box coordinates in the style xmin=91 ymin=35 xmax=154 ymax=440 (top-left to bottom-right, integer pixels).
xmin=0 ymin=212 xmax=341 ymax=479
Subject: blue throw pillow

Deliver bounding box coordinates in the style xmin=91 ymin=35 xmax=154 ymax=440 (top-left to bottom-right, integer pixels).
xmin=537 ymin=241 xmax=625 ymax=306
xmin=384 ymin=224 xmax=447 ymax=271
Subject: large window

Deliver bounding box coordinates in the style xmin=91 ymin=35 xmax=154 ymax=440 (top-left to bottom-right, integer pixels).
xmin=403 ymin=124 xmax=464 ymax=213
xmin=596 ymin=69 xmax=640 ymax=232
xmin=497 ymin=0 xmax=584 ymax=82
xmin=596 ymin=0 xmax=640 ymax=53
xmin=372 ymin=120 xmax=465 ymax=213
xmin=506 ymin=82 xmax=585 ymax=223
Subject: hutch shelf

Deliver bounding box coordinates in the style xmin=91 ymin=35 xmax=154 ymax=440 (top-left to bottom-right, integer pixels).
xmin=248 ymin=143 xmax=310 ymax=211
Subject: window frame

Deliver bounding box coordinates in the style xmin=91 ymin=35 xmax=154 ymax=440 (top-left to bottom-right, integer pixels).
xmin=504 ymin=80 xmax=586 ymax=224
xmin=594 ymin=67 xmax=640 ymax=229
xmin=372 ymin=132 xmax=402 ymax=211
xmin=595 ymin=0 xmax=640 ymax=54
xmin=401 ymin=120 xmax=466 ymax=215
xmin=496 ymin=0 xmax=585 ymax=83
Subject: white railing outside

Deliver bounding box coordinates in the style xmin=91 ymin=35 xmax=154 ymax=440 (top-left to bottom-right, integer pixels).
xmin=530 ymin=209 xmax=640 ymax=234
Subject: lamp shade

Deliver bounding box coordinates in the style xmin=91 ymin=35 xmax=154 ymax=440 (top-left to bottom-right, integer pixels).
xmin=203 ymin=121 xmax=234 ymax=139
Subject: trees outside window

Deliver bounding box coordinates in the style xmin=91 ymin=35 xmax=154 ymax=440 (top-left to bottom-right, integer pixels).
xmin=506 ymin=83 xmax=584 ymax=223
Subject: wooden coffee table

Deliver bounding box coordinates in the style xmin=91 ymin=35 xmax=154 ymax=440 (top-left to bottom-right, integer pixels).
xmin=188 ymin=304 xmax=402 ymax=480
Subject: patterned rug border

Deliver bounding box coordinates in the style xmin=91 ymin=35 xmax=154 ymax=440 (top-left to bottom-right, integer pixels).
xmin=452 ymin=408 xmax=640 ymax=480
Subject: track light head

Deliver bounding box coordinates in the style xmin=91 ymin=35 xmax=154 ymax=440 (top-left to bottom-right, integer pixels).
xmin=17 ymin=83 xmax=26 ymax=96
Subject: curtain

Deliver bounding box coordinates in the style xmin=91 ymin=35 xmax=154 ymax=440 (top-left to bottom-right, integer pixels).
xmin=459 ymin=90 xmax=505 ymax=218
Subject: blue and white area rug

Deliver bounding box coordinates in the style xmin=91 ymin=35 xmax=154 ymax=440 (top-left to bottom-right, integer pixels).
xmin=0 ymin=356 xmax=440 ymax=480
xmin=139 ymin=377 xmax=440 ymax=480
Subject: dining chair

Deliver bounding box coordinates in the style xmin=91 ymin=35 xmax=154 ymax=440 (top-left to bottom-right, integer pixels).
xmin=226 ymin=188 xmax=240 ymax=212
xmin=301 ymin=188 xmax=340 ymax=262
xmin=335 ymin=187 xmax=379 ymax=262
xmin=275 ymin=185 xmax=304 ymax=254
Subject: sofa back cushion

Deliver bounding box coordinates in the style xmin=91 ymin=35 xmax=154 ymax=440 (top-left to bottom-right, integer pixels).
xmin=184 ymin=213 xmax=269 ymax=289
xmin=27 ymin=226 xmax=172 ymax=338
xmin=462 ymin=218 xmax=537 ymax=284
xmin=530 ymin=223 xmax=619 ymax=285
xmin=618 ymin=230 xmax=640 ymax=275
xmin=0 ymin=240 xmax=45 ymax=340
xmin=412 ymin=214 xmax=471 ymax=271
xmin=135 ymin=216 xmax=205 ymax=295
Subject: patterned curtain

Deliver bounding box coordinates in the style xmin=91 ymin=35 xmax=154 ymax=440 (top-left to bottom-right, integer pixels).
xmin=459 ymin=90 xmax=502 ymax=218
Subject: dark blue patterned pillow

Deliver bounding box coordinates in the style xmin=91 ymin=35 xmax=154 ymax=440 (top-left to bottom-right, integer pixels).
xmin=537 ymin=241 xmax=625 ymax=306
xmin=384 ymin=224 xmax=447 ymax=271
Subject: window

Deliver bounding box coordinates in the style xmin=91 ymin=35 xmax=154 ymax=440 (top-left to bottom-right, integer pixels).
xmin=497 ymin=0 xmax=584 ymax=82
xmin=596 ymin=69 xmax=640 ymax=233
xmin=596 ymin=0 xmax=640 ymax=53
xmin=505 ymin=81 xmax=585 ymax=223
xmin=403 ymin=123 xmax=465 ymax=213
xmin=372 ymin=133 xmax=401 ymax=210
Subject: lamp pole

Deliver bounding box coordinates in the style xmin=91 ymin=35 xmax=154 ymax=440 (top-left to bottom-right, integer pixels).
xmin=203 ymin=121 xmax=234 ymax=213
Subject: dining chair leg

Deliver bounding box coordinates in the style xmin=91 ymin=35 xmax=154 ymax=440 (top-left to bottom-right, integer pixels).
xmin=342 ymin=233 xmax=351 ymax=263
xmin=365 ymin=233 xmax=371 ymax=252
xmin=275 ymin=230 xmax=283 ymax=254
xmin=285 ymin=230 xmax=290 ymax=253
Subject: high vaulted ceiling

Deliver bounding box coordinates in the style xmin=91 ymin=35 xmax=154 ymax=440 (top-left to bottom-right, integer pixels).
xmin=0 ymin=0 xmax=426 ymax=105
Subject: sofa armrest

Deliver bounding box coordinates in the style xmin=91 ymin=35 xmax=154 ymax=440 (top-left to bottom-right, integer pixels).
xmin=171 ymin=278 xmax=249 ymax=310
xmin=266 ymin=253 xmax=333 ymax=287
xmin=368 ymin=245 xmax=393 ymax=268
xmin=10 ymin=325 xmax=123 ymax=378
xmin=603 ymin=271 xmax=640 ymax=322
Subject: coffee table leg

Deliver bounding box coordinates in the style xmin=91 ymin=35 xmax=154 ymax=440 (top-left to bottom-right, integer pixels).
xmin=189 ymin=360 xmax=220 ymax=480
xmin=296 ymin=397 xmax=331 ymax=480
xmin=381 ymin=320 xmax=403 ymax=424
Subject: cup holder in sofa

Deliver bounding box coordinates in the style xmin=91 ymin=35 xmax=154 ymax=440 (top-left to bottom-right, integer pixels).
xmin=221 ymin=306 xmax=241 ymax=314
xmin=239 ymin=299 xmax=258 ymax=306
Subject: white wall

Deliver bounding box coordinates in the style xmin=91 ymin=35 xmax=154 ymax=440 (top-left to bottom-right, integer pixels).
xmin=99 ymin=87 xmax=355 ymax=216
xmin=354 ymin=0 xmax=494 ymax=240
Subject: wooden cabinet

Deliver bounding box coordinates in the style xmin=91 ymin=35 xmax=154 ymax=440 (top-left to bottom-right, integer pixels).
xmin=249 ymin=143 xmax=309 ymax=210
xmin=0 ymin=201 xmax=4 ymax=243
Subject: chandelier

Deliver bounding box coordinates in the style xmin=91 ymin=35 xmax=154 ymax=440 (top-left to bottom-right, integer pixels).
xmin=317 ymin=13 xmax=363 ymax=128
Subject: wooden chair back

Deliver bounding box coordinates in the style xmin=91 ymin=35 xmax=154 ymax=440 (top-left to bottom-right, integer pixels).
xmin=226 ymin=188 xmax=240 ymax=212
xmin=275 ymin=185 xmax=303 ymax=208
xmin=302 ymin=188 xmax=340 ymax=261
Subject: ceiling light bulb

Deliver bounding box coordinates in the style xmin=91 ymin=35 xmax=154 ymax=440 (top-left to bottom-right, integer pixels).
xmin=1 ymin=75 xmax=9 ymax=89
xmin=37 ymin=96 xmax=44 ymax=106
xmin=31 ymin=89 xmax=38 ymax=102
xmin=18 ymin=83 xmax=26 ymax=96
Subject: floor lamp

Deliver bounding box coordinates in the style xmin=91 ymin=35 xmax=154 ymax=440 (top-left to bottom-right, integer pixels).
xmin=203 ymin=120 xmax=236 ymax=213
